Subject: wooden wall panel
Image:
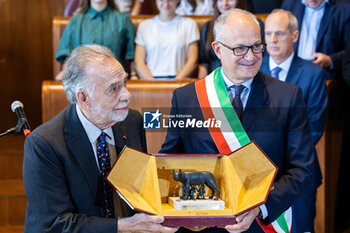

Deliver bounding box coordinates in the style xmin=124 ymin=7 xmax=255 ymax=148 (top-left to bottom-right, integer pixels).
xmin=0 ymin=0 xmax=68 ymax=131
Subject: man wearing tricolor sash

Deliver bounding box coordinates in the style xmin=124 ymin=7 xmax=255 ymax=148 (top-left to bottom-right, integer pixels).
xmin=160 ymin=9 xmax=316 ymax=233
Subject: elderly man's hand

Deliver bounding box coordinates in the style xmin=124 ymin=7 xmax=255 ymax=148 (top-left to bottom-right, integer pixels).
xmin=224 ymin=207 xmax=260 ymax=233
xmin=118 ymin=213 xmax=178 ymax=233
xmin=312 ymin=52 xmax=332 ymax=69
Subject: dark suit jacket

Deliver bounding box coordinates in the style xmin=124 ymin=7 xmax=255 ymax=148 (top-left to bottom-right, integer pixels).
xmin=281 ymin=0 xmax=350 ymax=78
xmin=246 ymin=0 xmax=283 ymax=13
xmin=260 ymin=55 xmax=328 ymax=144
xmin=23 ymin=104 xmax=147 ymax=233
xmin=160 ymin=72 xmax=315 ymax=232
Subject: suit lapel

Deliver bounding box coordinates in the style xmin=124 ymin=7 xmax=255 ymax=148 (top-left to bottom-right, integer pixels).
xmin=242 ymin=73 xmax=269 ymax=131
xmin=285 ymin=56 xmax=303 ymax=84
xmin=316 ymin=4 xmax=334 ymax=50
xmin=64 ymin=104 xmax=104 ymax=216
xmin=112 ymin=122 xmax=128 ymax=157
xmin=260 ymin=56 xmax=270 ymax=74
xmin=294 ymin=3 xmax=305 ymax=52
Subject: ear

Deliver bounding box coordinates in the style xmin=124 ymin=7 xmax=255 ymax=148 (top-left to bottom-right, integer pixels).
xmin=76 ymin=90 xmax=90 ymax=111
xmin=212 ymin=41 xmax=222 ymax=59
xmin=292 ymin=30 xmax=299 ymax=43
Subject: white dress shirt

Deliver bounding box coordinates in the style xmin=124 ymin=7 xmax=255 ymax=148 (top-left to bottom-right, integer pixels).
xmin=269 ymin=53 xmax=295 ymax=82
xmin=221 ymin=69 xmax=253 ymax=109
xmin=76 ymin=104 xmax=115 ymax=171
xmin=298 ymin=0 xmax=329 ymax=60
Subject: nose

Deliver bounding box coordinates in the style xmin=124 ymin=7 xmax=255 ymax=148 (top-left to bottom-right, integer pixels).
xmin=119 ymin=86 xmax=130 ymax=102
xmin=271 ymin=33 xmax=278 ymax=42
xmin=243 ymin=48 xmax=255 ymax=60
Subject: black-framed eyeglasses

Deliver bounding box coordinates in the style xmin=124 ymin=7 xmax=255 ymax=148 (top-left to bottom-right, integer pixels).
xmin=218 ymin=41 xmax=266 ymax=56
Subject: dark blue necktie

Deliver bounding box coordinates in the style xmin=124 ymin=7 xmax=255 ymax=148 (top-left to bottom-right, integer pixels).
xmin=271 ymin=66 xmax=282 ymax=79
xmin=231 ymin=85 xmax=245 ymax=120
xmin=97 ymin=132 xmax=115 ymax=218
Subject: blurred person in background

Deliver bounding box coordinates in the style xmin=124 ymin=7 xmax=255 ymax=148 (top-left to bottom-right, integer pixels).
xmin=134 ymin=0 xmax=199 ymax=80
xmin=56 ymin=0 xmax=135 ymax=80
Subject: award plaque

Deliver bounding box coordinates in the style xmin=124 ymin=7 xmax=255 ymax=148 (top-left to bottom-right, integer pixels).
xmin=107 ymin=141 xmax=277 ymax=227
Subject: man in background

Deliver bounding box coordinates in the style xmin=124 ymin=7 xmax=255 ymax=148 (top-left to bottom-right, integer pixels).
xmin=260 ymin=9 xmax=328 ymax=232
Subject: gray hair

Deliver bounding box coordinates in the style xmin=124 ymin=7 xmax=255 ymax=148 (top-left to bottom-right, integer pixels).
xmin=213 ymin=9 xmax=260 ymax=42
xmin=62 ymin=44 xmax=116 ymax=104
xmin=270 ymin=9 xmax=299 ymax=33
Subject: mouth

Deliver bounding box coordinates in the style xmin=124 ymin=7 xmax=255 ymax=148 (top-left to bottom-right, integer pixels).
xmin=239 ymin=62 xmax=256 ymax=67
xmin=115 ymin=105 xmax=129 ymax=111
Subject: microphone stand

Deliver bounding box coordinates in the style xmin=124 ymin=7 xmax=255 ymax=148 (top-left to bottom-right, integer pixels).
xmin=0 ymin=126 xmax=19 ymax=138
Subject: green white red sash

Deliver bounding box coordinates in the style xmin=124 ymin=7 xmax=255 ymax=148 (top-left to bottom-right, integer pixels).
xmin=194 ymin=67 xmax=292 ymax=233
xmin=195 ymin=68 xmax=250 ymax=154
xmin=257 ymin=207 xmax=292 ymax=233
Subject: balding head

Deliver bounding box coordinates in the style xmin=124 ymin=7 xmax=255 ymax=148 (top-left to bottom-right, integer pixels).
xmin=213 ymin=9 xmax=261 ymax=42
xmin=265 ymin=9 xmax=299 ymax=64
xmin=211 ymin=9 xmax=264 ymax=83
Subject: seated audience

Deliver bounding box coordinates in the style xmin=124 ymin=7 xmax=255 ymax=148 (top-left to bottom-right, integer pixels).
xmin=56 ymin=0 xmax=135 ymax=80
xmin=260 ymin=10 xmax=328 ymax=231
xmin=198 ymin=0 xmax=238 ymax=78
xmin=176 ymin=0 xmax=214 ymax=15
xmin=134 ymin=0 xmax=199 ymax=80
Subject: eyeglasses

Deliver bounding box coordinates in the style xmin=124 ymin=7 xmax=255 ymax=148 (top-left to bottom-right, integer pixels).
xmin=218 ymin=41 xmax=266 ymax=56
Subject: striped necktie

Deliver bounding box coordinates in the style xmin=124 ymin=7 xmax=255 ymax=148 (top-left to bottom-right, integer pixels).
xmin=271 ymin=66 xmax=282 ymax=79
xmin=231 ymin=85 xmax=245 ymax=120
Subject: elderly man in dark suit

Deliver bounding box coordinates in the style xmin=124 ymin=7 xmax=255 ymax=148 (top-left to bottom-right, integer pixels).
xmin=23 ymin=45 xmax=178 ymax=233
xmin=160 ymin=9 xmax=316 ymax=233
xmin=260 ymin=9 xmax=328 ymax=233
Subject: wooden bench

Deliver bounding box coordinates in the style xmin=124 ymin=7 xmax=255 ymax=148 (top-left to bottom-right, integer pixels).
xmin=52 ymin=14 xmax=268 ymax=76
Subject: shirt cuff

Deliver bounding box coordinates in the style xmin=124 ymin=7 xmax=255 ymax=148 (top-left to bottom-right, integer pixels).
xmin=260 ymin=204 xmax=268 ymax=219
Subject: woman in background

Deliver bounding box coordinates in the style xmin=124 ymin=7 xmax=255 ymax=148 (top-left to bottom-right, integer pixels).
xmin=175 ymin=0 xmax=214 ymax=16
xmin=198 ymin=0 xmax=237 ymax=78
xmin=56 ymin=0 xmax=135 ymax=80
xmin=134 ymin=0 xmax=199 ymax=80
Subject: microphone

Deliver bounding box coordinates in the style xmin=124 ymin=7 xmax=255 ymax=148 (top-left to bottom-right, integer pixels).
xmin=11 ymin=101 xmax=31 ymax=137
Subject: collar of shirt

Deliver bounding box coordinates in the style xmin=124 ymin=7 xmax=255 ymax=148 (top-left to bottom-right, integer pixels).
xmin=221 ymin=69 xmax=253 ymax=109
xmin=87 ymin=6 xmax=110 ymax=20
xmin=269 ymin=52 xmax=294 ymax=82
xmin=75 ymin=104 xmax=115 ymax=147
xmin=302 ymin=0 xmax=329 ymax=10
